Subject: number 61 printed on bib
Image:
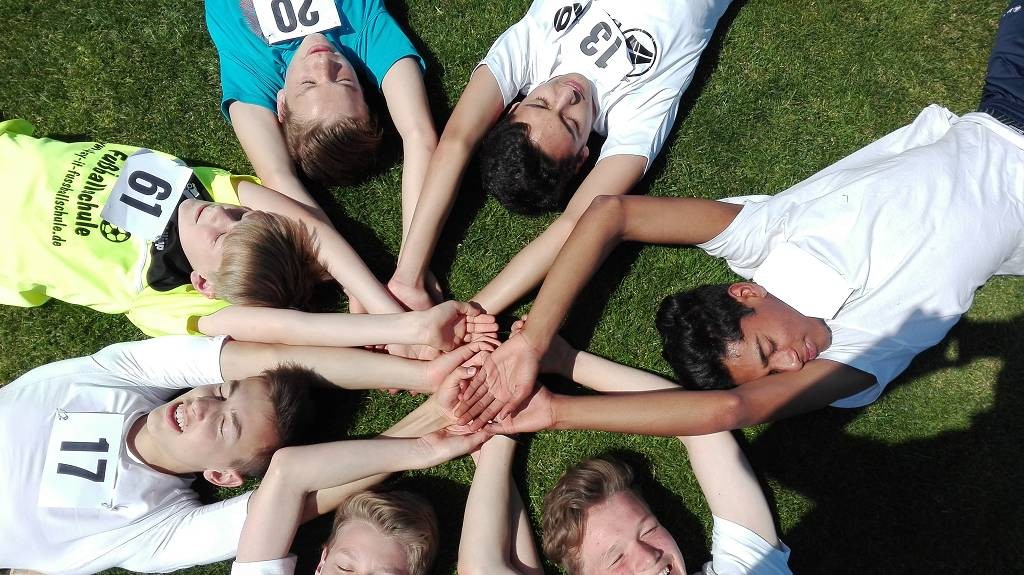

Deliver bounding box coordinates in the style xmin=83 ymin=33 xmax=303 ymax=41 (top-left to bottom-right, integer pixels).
xmin=38 ymin=412 xmax=125 ymax=509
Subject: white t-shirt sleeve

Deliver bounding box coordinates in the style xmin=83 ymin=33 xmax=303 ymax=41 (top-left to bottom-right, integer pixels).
xmin=700 ymin=515 xmax=792 ymax=575
xmin=600 ymin=86 xmax=684 ymax=167
xmin=120 ymin=491 xmax=254 ymax=573
xmin=232 ymin=555 xmax=298 ymax=575
xmin=87 ymin=335 xmax=228 ymax=390
xmin=479 ymin=15 xmax=535 ymax=106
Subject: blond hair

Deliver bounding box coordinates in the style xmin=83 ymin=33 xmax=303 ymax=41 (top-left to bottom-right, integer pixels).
xmin=327 ymin=491 xmax=438 ymax=575
xmin=213 ymin=211 xmax=328 ymax=310
xmin=542 ymin=457 xmax=638 ymax=574
xmin=280 ymin=102 xmax=382 ymax=187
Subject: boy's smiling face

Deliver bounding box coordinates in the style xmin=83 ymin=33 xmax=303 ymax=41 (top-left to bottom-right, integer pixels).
xmin=278 ymin=33 xmax=368 ymax=125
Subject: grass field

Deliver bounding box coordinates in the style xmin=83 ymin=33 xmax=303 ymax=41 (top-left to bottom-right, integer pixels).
xmin=1 ymin=0 xmax=1022 ymax=573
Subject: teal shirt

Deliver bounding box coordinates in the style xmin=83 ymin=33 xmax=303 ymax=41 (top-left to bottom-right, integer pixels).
xmin=206 ymin=0 xmax=424 ymax=119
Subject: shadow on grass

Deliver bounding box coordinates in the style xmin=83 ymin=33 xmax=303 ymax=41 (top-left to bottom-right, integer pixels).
xmin=745 ymin=315 xmax=1024 ymax=572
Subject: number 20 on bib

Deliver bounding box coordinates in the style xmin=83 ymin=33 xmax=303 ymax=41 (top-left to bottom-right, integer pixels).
xmin=255 ymin=0 xmax=343 ymax=44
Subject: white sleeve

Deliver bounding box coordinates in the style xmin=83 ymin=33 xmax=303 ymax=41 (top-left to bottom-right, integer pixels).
xmin=702 ymin=515 xmax=792 ymax=575
xmin=599 ymin=86 xmax=683 ymax=167
xmin=86 ymin=336 xmax=228 ymax=390
xmin=120 ymin=491 xmax=254 ymax=573
xmin=478 ymin=15 xmax=534 ymax=106
xmin=232 ymin=555 xmax=298 ymax=575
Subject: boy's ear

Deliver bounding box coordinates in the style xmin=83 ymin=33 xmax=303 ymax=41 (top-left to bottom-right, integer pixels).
xmin=190 ymin=271 xmax=217 ymax=299
xmin=573 ymin=145 xmax=590 ymax=174
xmin=276 ymin=90 xmax=287 ymax=123
xmin=314 ymin=547 xmax=328 ymax=575
xmin=203 ymin=468 xmax=244 ymax=488
xmin=727 ymin=282 xmax=768 ymax=304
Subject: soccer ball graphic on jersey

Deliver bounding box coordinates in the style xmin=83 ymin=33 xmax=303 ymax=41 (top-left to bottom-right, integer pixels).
xmin=100 ymin=220 xmax=131 ymax=243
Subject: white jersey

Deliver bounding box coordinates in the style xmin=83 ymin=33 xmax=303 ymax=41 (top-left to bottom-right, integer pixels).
xmin=0 ymin=336 xmax=253 ymax=574
xmin=700 ymin=105 xmax=1024 ymax=407
xmin=481 ymin=0 xmax=732 ymax=167
xmin=698 ymin=516 xmax=792 ymax=575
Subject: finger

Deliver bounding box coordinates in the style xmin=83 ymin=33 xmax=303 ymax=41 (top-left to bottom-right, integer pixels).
xmin=458 ymin=376 xmax=492 ymax=415
xmin=452 ymin=300 xmax=481 ymax=317
xmin=467 ymin=312 xmax=496 ymax=325
xmin=476 ymin=399 xmax=505 ymax=428
xmin=460 ymin=391 xmax=498 ymax=426
xmin=484 ymin=419 xmax=513 ymax=435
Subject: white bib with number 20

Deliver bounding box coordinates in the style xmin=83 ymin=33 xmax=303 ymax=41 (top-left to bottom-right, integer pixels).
xmin=101 ymin=150 xmax=194 ymax=242
xmin=38 ymin=412 xmax=125 ymax=509
xmin=255 ymin=0 xmax=343 ymax=44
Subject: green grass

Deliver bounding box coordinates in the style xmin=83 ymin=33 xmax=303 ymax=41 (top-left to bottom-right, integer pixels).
xmin=0 ymin=0 xmax=1020 ymax=572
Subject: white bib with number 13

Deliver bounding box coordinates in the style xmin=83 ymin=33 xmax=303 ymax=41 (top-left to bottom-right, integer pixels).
xmin=255 ymin=0 xmax=342 ymax=44
xmin=38 ymin=412 xmax=125 ymax=509
xmin=553 ymin=1 xmax=632 ymax=93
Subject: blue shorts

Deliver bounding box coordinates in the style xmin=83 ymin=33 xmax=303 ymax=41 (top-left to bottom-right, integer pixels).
xmin=979 ymin=2 xmax=1024 ymax=131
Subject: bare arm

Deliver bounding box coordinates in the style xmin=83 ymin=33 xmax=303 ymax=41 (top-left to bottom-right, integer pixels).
xmin=487 ymin=358 xmax=873 ymax=437
xmin=543 ymin=344 xmax=782 ymax=542
xmin=461 ymin=195 xmax=742 ymax=423
xmin=458 ymin=436 xmax=543 ymax=575
xmin=381 ymin=57 xmax=439 ymax=244
xmin=389 ymin=66 xmax=506 ymax=310
xmin=472 ymin=155 xmax=646 ymax=314
xmin=238 ymin=406 xmax=488 ymax=562
xmin=199 ymin=300 xmax=493 ymax=350
xmin=228 ymin=102 xmax=322 ymax=210
xmin=235 ymin=181 xmax=403 ymax=313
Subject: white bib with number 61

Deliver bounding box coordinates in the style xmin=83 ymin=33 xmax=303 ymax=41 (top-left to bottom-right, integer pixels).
xmin=255 ymin=0 xmax=343 ymax=44
xmin=38 ymin=412 xmax=125 ymax=509
xmin=101 ymin=150 xmax=194 ymax=242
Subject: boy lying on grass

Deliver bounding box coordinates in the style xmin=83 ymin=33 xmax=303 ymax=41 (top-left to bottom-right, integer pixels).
xmin=0 ymin=335 xmax=488 ymax=574
xmin=0 ymin=119 xmax=494 ymax=354
xmin=390 ymin=0 xmax=733 ymax=313
xmin=206 ymin=0 xmax=443 ymax=310
xmin=460 ymin=2 xmax=1024 ymax=433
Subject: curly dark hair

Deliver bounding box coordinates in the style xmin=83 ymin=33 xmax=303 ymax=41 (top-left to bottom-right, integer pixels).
xmin=477 ymin=117 xmax=580 ymax=215
xmin=656 ymin=283 xmax=754 ymax=391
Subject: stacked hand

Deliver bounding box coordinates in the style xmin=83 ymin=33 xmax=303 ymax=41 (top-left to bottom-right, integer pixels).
xmin=414 ymin=428 xmax=492 ymax=468
xmin=419 ymin=300 xmax=499 ymax=352
xmin=387 ymin=271 xmax=444 ymax=312
xmin=456 ymin=331 xmax=543 ymax=428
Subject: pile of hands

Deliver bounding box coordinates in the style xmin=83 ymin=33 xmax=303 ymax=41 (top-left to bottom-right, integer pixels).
xmin=418 ymin=314 xmax=576 ymax=437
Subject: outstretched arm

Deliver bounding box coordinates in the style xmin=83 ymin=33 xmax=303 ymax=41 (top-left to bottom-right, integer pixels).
xmin=228 ymin=102 xmax=322 ymax=210
xmin=198 ymin=300 xmax=496 ymax=351
xmin=461 ymin=195 xmax=742 ymax=423
xmin=389 ymin=66 xmax=507 ymax=310
xmin=471 ymin=155 xmax=646 ymax=315
xmin=237 ymin=412 xmax=489 ymax=562
xmin=219 ymin=338 xmax=492 ymax=394
xmin=485 ymin=353 xmax=873 ymax=437
xmin=381 ymin=57 xmax=439 ymax=246
xmin=236 ymin=181 xmax=403 ymax=313
xmin=458 ymin=436 xmax=543 ymax=575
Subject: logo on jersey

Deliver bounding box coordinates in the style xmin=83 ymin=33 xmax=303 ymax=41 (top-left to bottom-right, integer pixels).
xmin=623 ymin=28 xmax=657 ymax=77
xmin=100 ymin=220 xmax=131 ymax=243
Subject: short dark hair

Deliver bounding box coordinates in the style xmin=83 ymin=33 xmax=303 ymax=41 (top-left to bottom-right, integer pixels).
xmin=542 ymin=456 xmax=639 ymax=574
xmin=477 ymin=117 xmax=579 ymax=215
xmin=656 ymin=283 xmax=754 ymax=391
xmin=280 ymin=101 xmax=382 ymax=187
xmin=233 ymin=364 xmax=317 ymax=478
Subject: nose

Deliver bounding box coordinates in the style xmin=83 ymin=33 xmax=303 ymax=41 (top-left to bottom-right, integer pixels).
xmin=555 ymin=84 xmax=582 ymax=108
xmin=190 ymin=397 xmax=220 ymax=422
xmin=628 ymin=541 xmax=662 ymax=573
xmin=768 ymin=348 xmax=803 ymax=372
xmin=315 ymin=53 xmax=344 ymax=80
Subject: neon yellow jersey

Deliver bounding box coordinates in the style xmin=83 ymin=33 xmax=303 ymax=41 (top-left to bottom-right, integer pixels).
xmin=0 ymin=119 xmax=258 ymax=336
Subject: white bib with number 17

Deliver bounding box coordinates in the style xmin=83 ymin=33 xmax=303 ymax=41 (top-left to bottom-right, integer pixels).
xmin=38 ymin=412 xmax=125 ymax=509
xmin=100 ymin=150 xmax=194 ymax=242
xmin=255 ymin=0 xmax=343 ymax=44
